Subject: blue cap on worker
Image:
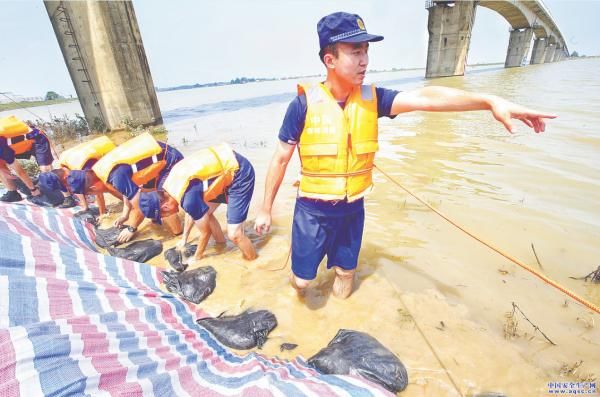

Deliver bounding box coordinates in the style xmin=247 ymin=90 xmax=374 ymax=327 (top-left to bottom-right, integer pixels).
xmin=317 ymin=12 xmax=384 ymax=50
xmin=66 ymin=170 xmax=87 ymax=195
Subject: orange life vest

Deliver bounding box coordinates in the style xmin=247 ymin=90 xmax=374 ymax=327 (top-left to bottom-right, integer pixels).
xmin=297 ymin=83 xmax=379 ymax=202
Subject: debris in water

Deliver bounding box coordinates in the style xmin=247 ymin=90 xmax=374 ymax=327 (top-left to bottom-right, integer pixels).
xmin=280 ymin=343 xmax=298 ymax=352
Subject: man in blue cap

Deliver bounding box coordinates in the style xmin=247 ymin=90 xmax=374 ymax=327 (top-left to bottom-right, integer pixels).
xmin=38 ymin=168 xmax=122 ymax=214
xmin=37 ymin=170 xmax=77 ymax=208
xmin=254 ymin=11 xmax=556 ymax=299
xmin=138 ymin=144 xmax=256 ymax=264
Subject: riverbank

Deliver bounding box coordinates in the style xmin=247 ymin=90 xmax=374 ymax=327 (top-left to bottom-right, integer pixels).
xmin=0 ymin=97 xmax=77 ymax=112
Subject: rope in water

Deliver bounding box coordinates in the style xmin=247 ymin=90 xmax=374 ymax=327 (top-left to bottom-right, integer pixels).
xmin=373 ymin=163 xmax=599 ymax=314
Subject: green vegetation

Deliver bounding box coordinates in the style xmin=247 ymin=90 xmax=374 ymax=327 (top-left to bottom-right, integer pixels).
xmin=0 ymin=98 xmax=76 ymax=112
xmin=44 ymin=91 xmax=62 ymax=101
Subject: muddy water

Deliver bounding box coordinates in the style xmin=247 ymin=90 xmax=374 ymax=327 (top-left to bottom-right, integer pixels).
xmin=3 ymin=58 xmax=599 ymax=396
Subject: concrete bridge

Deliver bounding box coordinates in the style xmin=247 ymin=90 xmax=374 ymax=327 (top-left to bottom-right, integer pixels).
xmin=425 ymin=0 xmax=569 ymax=78
xmin=42 ymin=1 xmax=569 ymax=130
xmin=44 ymin=1 xmax=162 ymax=131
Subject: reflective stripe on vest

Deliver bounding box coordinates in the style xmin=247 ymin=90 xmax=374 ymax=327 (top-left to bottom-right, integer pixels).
xmin=297 ymin=82 xmax=379 ymax=202
xmin=6 ymin=134 xmax=28 ymax=146
xmin=131 ymin=154 xmax=158 ymax=173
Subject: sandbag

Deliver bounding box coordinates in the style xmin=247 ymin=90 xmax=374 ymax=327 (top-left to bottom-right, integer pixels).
xmin=95 ymin=226 xmax=121 ymax=248
xmin=196 ymin=310 xmax=277 ymax=350
xmin=74 ymin=207 xmax=100 ymax=226
xmin=107 ymin=239 xmax=163 ymax=263
xmin=307 ymin=329 xmax=408 ymax=393
xmin=163 ymin=243 xmax=198 ymax=272
xmin=162 ymin=266 xmax=216 ymax=304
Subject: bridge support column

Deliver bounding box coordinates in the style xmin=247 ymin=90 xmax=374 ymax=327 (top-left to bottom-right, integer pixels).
xmin=505 ymin=28 xmax=533 ymax=68
xmin=552 ymin=47 xmax=562 ymax=62
xmin=530 ymin=38 xmax=548 ymax=64
xmin=425 ymin=1 xmax=477 ymax=78
xmin=544 ymin=44 xmax=556 ymax=63
xmin=45 ymin=0 xmax=162 ymax=131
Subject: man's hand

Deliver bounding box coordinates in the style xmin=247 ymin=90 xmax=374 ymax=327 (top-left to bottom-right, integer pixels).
xmin=113 ymin=214 xmax=128 ymax=228
xmin=116 ymin=227 xmax=135 ymax=243
xmin=489 ymin=97 xmax=556 ymax=134
xmin=254 ymin=209 xmax=272 ymax=235
xmin=176 ymin=238 xmax=187 ymax=251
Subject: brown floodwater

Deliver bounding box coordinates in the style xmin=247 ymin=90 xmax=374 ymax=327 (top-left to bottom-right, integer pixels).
xmin=4 ymin=58 xmax=599 ymax=396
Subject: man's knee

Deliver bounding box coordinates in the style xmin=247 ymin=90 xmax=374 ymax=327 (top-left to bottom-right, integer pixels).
xmin=227 ymin=224 xmax=244 ymax=244
xmin=290 ymin=273 xmax=310 ymax=291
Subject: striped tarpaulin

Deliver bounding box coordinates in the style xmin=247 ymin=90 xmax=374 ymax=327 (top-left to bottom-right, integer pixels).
xmin=0 ymin=202 xmax=391 ymax=397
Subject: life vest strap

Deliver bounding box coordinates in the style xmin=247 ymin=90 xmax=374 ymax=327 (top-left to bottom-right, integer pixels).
xmin=131 ymin=153 xmax=159 ymax=173
xmin=301 ymin=167 xmax=373 ymax=178
xmin=6 ymin=134 xmax=29 ymax=146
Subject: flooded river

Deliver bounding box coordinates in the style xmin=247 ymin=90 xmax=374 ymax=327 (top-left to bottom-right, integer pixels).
xmin=2 ymin=58 xmax=599 ymax=396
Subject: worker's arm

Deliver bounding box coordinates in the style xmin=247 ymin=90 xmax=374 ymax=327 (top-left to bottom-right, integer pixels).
xmin=116 ymin=193 xmax=145 ymax=243
xmin=177 ymin=213 xmax=195 ymax=249
xmin=390 ymin=86 xmax=556 ymax=133
xmin=254 ymin=140 xmax=295 ymax=235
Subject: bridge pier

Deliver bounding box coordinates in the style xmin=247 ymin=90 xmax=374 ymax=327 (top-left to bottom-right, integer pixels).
xmin=552 ymin=47 xmax=563 ymax=62
xmin=45 ymin=0 xmax=161 ymax=131
xmin=505 ymin=28 xmax=533 ymax=67
xmin=425 ymin=1 xmax=477 ymax=78
xmin=530 ymin=38 xmax=548 ymax=64
xmin=544 ymin=43 xmax=557 ymax=63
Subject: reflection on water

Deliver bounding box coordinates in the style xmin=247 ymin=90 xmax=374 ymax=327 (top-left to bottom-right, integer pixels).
xmin=3 ymin=58 xmax=600 ymax=396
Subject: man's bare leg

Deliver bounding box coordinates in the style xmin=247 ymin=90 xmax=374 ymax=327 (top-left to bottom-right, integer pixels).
xmin=289 ymin=272 xmax=310 ymax=298
xmin=209 ymin=214 xmax=226 ymax=244
xmin=227 ymin=222 xmax=257 ymax=260
xmin=331 ymin=266 xmax=355 ymax=299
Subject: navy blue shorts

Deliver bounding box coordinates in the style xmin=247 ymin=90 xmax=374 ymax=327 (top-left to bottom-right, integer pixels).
xmin=291 ymin=202 xmax=365 ymax=280
xmin=222 ymin=152 xmax=255 ymax=224
xmin=181 ymin=152 xmax=255 ymax=225
xmin=0 ymin=134 xmax=53 ymax=166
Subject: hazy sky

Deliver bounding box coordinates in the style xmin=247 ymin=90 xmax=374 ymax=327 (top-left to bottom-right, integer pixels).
xmin=1 ymin=0 xmax=599 ymax=97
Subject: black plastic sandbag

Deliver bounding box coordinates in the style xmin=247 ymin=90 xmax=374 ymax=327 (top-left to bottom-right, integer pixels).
xmin=107 ymin=239 xmax=163 ymax=263
xmin=74 ymin=207 xmax=100 ymax=226
xmin=95 ymin=227 xmax=122 ymax=248
xmin=163 ymin=243 xmax=198 ymax=272
xmin=307 ymin=329 xmax=408 ymax=393
xmin=162 ymin=266 xmax=216 ymax=304
xmin=196 ymin=310 xmax=277 ymax=350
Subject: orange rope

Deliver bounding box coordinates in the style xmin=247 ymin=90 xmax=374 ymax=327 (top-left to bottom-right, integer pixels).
xmin=374 ymin=164 xmax=599 ymax=314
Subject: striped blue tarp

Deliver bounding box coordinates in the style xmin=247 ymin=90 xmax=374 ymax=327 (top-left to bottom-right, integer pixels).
xmin=0 ymin=202 xmax=391 ymax=396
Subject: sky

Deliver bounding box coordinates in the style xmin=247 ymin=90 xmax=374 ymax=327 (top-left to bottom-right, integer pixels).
xmin=1 ymin=0 xmax=599 ymax=98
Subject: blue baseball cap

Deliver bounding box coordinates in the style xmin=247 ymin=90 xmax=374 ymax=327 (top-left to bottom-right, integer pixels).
xmin=317 ymin=12 xmax=383 ymax=50
xmin=139 ymin=191 xmax=162 ymax=224
xmin=66 ymin=170 xmax=87 ymax=194
xmin=38 ymin=171 xmax=67 ymax=193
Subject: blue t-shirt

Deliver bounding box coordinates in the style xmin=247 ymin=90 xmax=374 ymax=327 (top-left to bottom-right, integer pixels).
xmin=107 ymin=141 xmax=182 ymax=200
xmin=278 ymin=86 xmax=399 ymax=216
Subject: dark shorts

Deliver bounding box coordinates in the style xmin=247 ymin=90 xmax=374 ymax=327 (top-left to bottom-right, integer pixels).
xmin=182 ymin=152 xmax=255 ymax=225
xmin=0 ymin=134 xmax=53 ymax=166
xmin=291 ymin=201 xmax=365 ymax=280
xmin=219 ymin=152 xmax=255 ymax=224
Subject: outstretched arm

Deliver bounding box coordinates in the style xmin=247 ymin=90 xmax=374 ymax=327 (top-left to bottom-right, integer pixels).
xmin=254 ymin=141 xmax=295 ymax=235
xmin=390 ymin=86 xmax=556 ymax=133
